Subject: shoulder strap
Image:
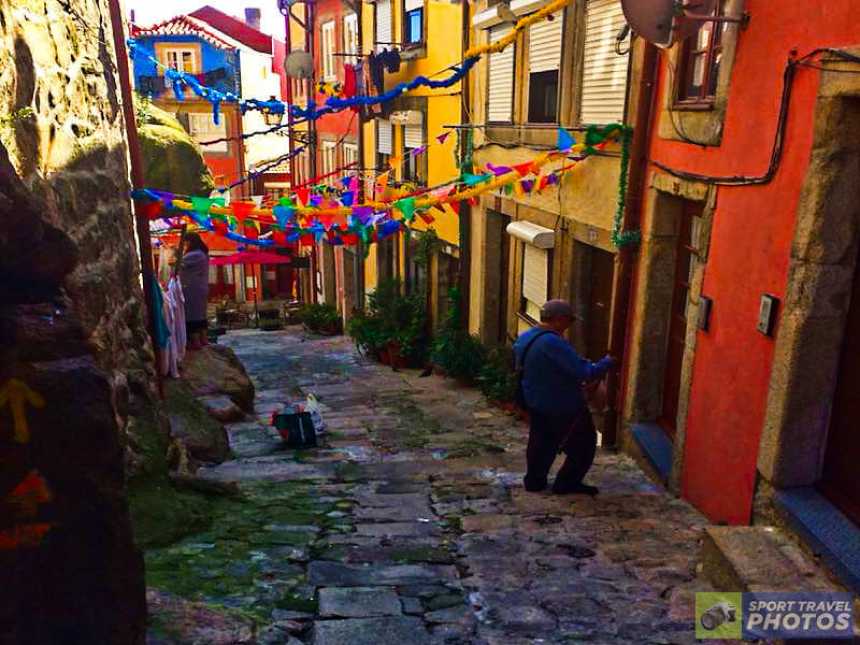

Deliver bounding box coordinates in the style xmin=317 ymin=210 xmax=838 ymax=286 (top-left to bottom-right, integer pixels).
xmin=517 ymin=330 xmax=553 ymax=370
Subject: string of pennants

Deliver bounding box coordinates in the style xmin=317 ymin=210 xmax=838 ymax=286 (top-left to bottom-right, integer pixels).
xmin=127 ymin=0 xmax=570 ymax=126
xmin=136 ymin=124 xmax=625 ymax=249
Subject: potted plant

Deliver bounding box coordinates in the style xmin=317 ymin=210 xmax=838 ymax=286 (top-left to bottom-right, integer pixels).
xmin=299 ymin=303 xmax=342 ymax=335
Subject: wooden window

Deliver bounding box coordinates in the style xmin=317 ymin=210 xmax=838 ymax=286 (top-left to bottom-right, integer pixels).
xmin=487 ymin=24 xmax=515 ymax=123
xmin=161 ymin=47 xmax=197 ymax=73
xmin=676 ymin=1 xmax=725 ymax=106
xmin=187 ymin=113 xmax=228 ymax=152
xmin=342 ymin=142 xmax=359 ymax=171
xmin=343 ymin=13 xmax=359 ymax=65
xmin=527 ymin=12 xmax=562 ymax=123
xmin=321 ymin=140 xmax=337 ymax=185
xmin=321 ymin=21 xmax=336 ymax=81
xmin=521 ymin=243 xmax=550 ymax=322
xmin=375 ymin=0 xmax=392 ymax=51
xmin=404 ymin=0 xmax=424 ymax=46
xmin=580 ymin=0 xmax=630 ymax=124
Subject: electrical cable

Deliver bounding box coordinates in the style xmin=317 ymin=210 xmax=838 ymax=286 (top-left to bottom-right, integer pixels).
xmin=652 ymin=48 xmax=860 ymax=186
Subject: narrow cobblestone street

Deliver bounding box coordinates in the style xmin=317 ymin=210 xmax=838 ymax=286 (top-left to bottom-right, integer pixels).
xmin=146 ymin=327 xmax=715 ymax=644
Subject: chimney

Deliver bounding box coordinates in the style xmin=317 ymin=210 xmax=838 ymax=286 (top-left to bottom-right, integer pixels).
xmin=244 ymin=7 xmax=261 ymax=31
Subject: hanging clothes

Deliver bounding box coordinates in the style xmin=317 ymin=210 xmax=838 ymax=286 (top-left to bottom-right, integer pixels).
xmin=168 ymin=276 xmax=187 ymax=362
xmin=161 ymin=284 xmax=180 ymax=378
xmin=343 ymin=64 xmax=357 ymax=99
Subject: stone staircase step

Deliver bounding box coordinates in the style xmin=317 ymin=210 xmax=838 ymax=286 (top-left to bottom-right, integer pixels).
xmin=702 ymin=526 xmax=843 ymax=593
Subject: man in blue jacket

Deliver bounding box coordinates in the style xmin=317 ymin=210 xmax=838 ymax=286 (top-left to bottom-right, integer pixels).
xmin=513 ymin=299 xmax=614 ymax=495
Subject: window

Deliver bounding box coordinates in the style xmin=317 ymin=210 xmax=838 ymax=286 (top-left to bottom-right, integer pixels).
xmin=343 ymin=13 xmax=359 ymax=64
xmin=580 ymin=0 xmax=630 ymax=124
xmin=321 ymin=20 xmax=336 ymax=82
xmin=375 ymin=0 xmax=392 ymax=52
xmin=321 ymin=140 xmax=337 ymax=185
xmin=294 ymin=148 xmax=310 ymax=187
xmin=404 ymin=0 xmax=424 ymax=45
xmin=376 ymin=118 xmax=392 ymax=169
xmin=187 ymin=113 xmax=228 ymax=152
xmin=162 ymin=47 xmax=197 ymax=73
xmin=521 ymin=244 xmax=550 ymax=321
xmin=487 ymin=24 xmax=515 ymax=123
xmin=527 ymin=12 xmax=563 ymax=123
xmin=676 ymin=1 xmax=725 ymax=105
xmin=343 ymin=142 xmax=359 ymax=171
xmin=402 ymin=115 xmax=425 ymax=184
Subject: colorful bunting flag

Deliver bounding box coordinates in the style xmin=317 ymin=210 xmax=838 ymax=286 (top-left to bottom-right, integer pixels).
xmin=557 ymin=127 xmax=575 ymax=151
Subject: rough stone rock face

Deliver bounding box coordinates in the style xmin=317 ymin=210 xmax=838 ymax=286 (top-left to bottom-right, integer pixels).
xmin=165 ymin=380 xmax=232 ymax=464
xmin=0 ymin=2 xmax=151 ymax=642
xmin=182 ymin=345 xmax=257 ymax=413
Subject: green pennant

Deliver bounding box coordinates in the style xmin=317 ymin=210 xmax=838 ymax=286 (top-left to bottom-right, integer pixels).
xmin=395 ymin=197 xmax=416 ymax=222
xmin=462 ymin=172 xmax=492 ymax=187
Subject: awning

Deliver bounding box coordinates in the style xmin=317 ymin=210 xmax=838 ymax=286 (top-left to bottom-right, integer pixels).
xmin=210 ymin=251 xmax=293 ymax=266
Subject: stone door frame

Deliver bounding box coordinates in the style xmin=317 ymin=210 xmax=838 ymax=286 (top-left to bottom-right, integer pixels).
xmin=622 ymin=172 xmax=716 ymax=492
xmin=757 ymin=64 xmax=860 ymax=490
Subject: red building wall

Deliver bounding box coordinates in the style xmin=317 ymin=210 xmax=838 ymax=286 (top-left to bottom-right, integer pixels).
xmin=639 ymin=2 xmax=860 ymax=524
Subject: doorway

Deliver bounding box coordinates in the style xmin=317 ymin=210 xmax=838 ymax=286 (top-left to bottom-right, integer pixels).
xmin=819 ymin=263 xmax=860 ymax=526
xmin=584 ymin=246 xmax=615 ymax=361
xmin=484 ymin=210 xmax=511 ymax=344
xmin=659 ymin=200 xmax=700 ymax=440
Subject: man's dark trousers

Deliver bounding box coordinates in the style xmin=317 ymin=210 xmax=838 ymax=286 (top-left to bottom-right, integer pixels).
xmin=524 ymin=409 xmax=597 ymax=492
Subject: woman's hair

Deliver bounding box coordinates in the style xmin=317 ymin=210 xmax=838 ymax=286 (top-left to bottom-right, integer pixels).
xmin=184 ymin=232 xmax=209 ymax=255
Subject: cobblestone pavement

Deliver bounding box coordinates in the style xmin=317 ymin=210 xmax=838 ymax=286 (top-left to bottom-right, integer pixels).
xmin=146 ymin=327 xmax=717 ymax=644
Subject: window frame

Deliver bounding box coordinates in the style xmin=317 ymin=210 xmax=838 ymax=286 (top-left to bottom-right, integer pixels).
xmin=674 ymin=1 xmax=725 ymax=108
xmin=342 ymin=13 xmax=359 ymax=65
xmin=525 ymin=11 xmax=563 ymax=125
xmin=403 ymin=6 xmax=424 ymax=47
xmin=321 ymin=140 xmax=338 ymax=185
xmin=321 ymin=20 xmax=337 ymax=82
xmin=161 ymin=47 xmax=198 ymax=74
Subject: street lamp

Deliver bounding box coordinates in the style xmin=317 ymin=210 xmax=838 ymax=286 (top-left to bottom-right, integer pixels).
xmin=262 ymin=95 xmax=284 ymax=126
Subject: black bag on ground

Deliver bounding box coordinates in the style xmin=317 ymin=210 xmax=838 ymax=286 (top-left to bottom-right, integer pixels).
xmin=274 ymin=412 xmax=318 ymax=448
xmin=514 ymin=330 xmax=552 ymax=409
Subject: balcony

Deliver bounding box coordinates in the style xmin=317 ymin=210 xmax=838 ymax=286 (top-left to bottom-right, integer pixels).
xmin=136 ymin=66 xmax=236 ymax=100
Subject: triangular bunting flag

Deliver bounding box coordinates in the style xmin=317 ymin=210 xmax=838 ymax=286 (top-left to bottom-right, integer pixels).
xmin=512 ymin=162 xmax=533 ymax=177
xmin=435 ymin=131 xmax=452 ymax=145
xmin=557 ymin=127 xmax=575 ymax=151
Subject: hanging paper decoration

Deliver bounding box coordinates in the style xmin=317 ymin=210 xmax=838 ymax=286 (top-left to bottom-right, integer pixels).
xmin=512 ymin=162 xmax=533 ymax=177
xmin=137 ymin=200 xmax=163 ymax=220
xmin=410 ymin=145 xmax=428 ymax=157
xmin=231 ymin=201 xmax=256 ymax=226
xmin=295 ymin=188 xmax=311 ymax=206
xmin=557 ymin=127 xmax=575 ymax=152
xmin=273 ymin=204 xmax=295 ymax=228
xmin=341 ymin=191 xmax=355 ymax=207
xmin=463 ymin=173 xmax=491 ymax=186
xmin=418 ymin=211 xmax=435 ymax=225
xmin=435 ymin=131 xmax=452 ymax=145
xmin=375 ymin=171 xmax=390 ymax=194
xmin=486 ymin=163 xmax=512 ymax=176
xmin=394 ymin=197 xmax=416 ymax=222
xmin=388 ymin=155 xmax=402 ymax=170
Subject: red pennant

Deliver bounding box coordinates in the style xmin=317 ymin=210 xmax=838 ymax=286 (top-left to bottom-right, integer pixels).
xmin=296 ymin=188 xmax=311 ymax=206
xmin=418 ymin=211 xmax=435 ymax=225
xmin=272 ymin=229 xmax=288 ymax=246
xmin=212 ymin=218 xmax=229 ymax=235
xmin=231 ymin=201 xmax=256 ymax=226
xmin=137 ymin=200 xmax=163 ymax=220
xmin=243 ymin=223 xmax=259 ymax=240
xmin=300 ymin=234 xmax=315 ymax=246
xmin=512 ymin=162 xmax=533 ymax=177
xmin=468 ymin=197 xmax=479 ymax=206
xmin=342 ymin=233 xmax=359 ymax=245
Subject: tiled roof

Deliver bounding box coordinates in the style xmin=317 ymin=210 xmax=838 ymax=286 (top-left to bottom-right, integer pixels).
xmin=189 ymin=5 xmax=273 ymax=54
xmin=130 ymin=15 xmax=236 ymax=50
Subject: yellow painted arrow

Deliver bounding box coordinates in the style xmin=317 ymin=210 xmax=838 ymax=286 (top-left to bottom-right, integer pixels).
xmin=0 ymin=379 xmax=45 ymax=444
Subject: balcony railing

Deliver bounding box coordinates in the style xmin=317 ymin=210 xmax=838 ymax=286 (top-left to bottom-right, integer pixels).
xmin=136 ymin=67 xmax=235 ymax=99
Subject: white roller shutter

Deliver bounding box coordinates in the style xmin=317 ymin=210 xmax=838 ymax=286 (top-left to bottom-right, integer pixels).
xmin=487 ymin=25 xmax=514 ymax=123
xmin=404 ymin=114 xmax=423 ymax=148
xmin=522 ymin=244 xmax=549 ymax=307
xmin=580 ymin=0 xmax=630 ymax=124
xmin=405 ymin=0 xmax=422 ymax=11
xmin=377 ymin=118 xmax=392 ymax=154
xmin=375 ymin=0 xmax=392 ymax=51
xmin=528 ymin=12 xmax=563 ymax=73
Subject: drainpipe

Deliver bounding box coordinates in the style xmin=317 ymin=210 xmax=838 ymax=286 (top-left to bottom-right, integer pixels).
xmin=602 ymin=40 xmax=659 ymax=448
xmin=107 ymin=0 xmax=162 ymax=398
xmin=456 ymin=1 xmax=472 ymax=331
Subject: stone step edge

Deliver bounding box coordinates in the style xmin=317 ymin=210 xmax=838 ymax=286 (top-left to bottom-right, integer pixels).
xmin=702 ymin=525 xmax=843 ymax=593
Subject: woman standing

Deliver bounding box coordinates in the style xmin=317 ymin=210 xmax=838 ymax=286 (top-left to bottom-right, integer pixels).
xmin=180 ymin=233 xmax=210 ymax=350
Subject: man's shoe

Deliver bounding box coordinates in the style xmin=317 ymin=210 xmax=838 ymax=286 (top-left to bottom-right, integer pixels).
xmin=552 ymin=482 xmax=599 ymax=496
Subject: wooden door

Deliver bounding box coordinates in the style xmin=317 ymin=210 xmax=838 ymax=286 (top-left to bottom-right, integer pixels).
xmin=819 ymin=265 xmax=860 ymax=525
xmin=659 ymin=201 xmax=699 ymax=439
xmin=586 ymin=247 xmax=615 ymax=360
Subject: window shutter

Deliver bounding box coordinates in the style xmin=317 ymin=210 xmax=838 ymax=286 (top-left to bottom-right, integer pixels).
xmin=580 ymin=0 xmax=630 ymax=124
xmin=404 ymin=114 xmax=423 ymax=149
xmin=405 ymin=0 xmax=422 ymax=11
xmin=375 ymin=0 xmax=392 ymax=50
xmin=522 ymin=244 xmax=549 ymax=307
xmin=377 ymin=118 xmax=392 ymax=154
xmin=487 ymin=25 xmax=514 ymax=123
xmin=528 ymin=12 xmax=563 ymax=73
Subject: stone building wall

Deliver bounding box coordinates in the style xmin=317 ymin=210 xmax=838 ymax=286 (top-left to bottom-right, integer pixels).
xmin=0 ymin=1 xmax=151 ymax=642
xmin=0 ymin=0 xmax=155 ymax=403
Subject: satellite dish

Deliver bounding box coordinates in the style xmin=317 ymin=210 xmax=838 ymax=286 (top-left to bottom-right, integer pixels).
xmin=622 ymin=0 xmax=716 ymax=48
xmin=285 ymin=51 xmax=314 ymax=79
